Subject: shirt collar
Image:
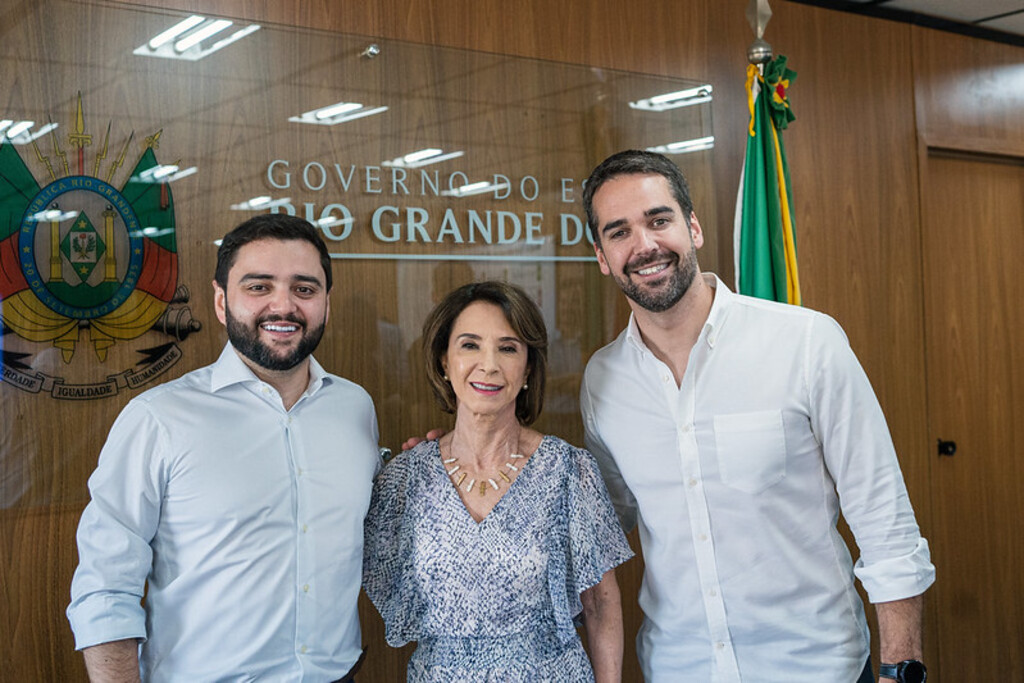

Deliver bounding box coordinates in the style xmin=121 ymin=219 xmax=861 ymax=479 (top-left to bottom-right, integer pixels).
xmin=624 ymin=272 xmax=735 ymax=354
xmin=209 ymin=343 xmax=329 ymax=396
xmin=702 ymin=273 xmax=735 ymax=348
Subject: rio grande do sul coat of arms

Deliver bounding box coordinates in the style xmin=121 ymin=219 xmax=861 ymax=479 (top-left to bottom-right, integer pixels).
xmin=1 ymin=95 xmax=200 ymax=399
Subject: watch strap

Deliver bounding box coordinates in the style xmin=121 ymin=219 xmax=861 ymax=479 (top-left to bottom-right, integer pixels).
xmin=879 ymin=662 xmax=899 ymax=679
xmin=879 ymin=660 xmax=927 ymax=683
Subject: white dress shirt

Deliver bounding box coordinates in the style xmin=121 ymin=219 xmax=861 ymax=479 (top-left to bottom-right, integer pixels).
xmin=68 ymin=344 xmax=380 ymax=682
xmin=581 ymin=275 xmax=934 ymax=683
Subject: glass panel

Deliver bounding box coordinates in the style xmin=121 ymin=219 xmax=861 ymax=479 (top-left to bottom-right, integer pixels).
xmin=0 ymin=0 xmax=714 ymax=507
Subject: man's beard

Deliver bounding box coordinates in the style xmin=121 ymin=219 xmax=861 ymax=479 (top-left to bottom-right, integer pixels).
xmin=613 ymin=245 xmax=699 ymax=313
xmin=225 ymin=304 xmax=326 ymax=372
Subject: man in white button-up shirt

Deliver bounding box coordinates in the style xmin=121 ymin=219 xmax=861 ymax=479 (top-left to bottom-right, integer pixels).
xmin=67 ymin=215 xmax=380 ymax=682
xmin=579 ymin=150 xmax=934 ymax=683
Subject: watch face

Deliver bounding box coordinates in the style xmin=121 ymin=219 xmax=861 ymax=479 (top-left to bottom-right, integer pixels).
xmin=899 ymin=660 xmax=927 ymax=683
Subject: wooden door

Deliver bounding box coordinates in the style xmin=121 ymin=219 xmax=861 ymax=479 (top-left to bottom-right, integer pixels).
xmin=921 ymin=152 xmax=1024 ymax=677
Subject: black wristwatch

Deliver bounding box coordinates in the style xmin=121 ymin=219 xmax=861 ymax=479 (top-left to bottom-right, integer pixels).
xmin=879 ymin=659 xmax=927 ymax=683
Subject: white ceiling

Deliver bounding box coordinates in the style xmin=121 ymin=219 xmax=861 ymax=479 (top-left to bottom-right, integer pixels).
xmin=789 ymin=0 xmax=1024 ymax=43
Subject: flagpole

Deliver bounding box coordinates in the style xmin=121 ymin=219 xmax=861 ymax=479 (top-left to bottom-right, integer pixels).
xmin=736 ymin=0 xmax=774 ymax=293
xmin=746 ymin=0 xmax=773 ymax=70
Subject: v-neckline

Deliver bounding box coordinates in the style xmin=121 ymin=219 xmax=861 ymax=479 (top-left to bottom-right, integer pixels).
xmin=434 ymin=436 xmax=546 ymax=526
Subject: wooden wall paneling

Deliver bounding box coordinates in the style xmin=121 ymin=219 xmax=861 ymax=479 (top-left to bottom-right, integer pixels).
xmin=22 ymin=0 xmax=1024 ymax=680
xmin=912 ymin=24 xmax=1024 ymax=148
xmin=919 ymin=150 xmax=1024 ymax=679
xmin=912 ymin=22 xmax=1024 ymax=681
xmin=0 ymin=505 xmax=87 ymax=681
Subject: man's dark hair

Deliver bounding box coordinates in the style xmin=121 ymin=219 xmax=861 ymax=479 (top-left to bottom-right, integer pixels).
xmin=582 ymin=150 xmax=695 ymax=247
xmin=214 ymin=214 xmax=332 ymax=291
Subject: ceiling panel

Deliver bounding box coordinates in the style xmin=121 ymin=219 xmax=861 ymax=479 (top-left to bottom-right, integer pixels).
xmin=889 ymin=0 xmax=1024 ymax=24
xmin=787 ymin=0 xmax=1024 ymax=43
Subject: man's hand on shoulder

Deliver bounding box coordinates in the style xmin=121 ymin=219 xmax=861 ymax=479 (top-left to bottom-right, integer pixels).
xmin=401 ymin=428 xmax=447 ymax=451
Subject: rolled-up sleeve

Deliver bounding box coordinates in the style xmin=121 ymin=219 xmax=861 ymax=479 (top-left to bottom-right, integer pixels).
xmin=67 ymin=401 xmax=166 ymax=650
xmin=808 ymin=314 xmax=935 ymax=603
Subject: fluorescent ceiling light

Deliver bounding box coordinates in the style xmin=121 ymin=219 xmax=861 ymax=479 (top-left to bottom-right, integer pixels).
xmin=166 ymin=166 xmax=198 ymax=182
xmin=382 ymin=148 xmax=464 ymax=169
xmin=207 ymin=24 xmax=261 ymax=53
xmin=289 ymin=103 xmax=389 ymax=126
xmin=230 ymin=196 xmax=292 ymax=211
xmin=6 ymin=121 xmax=34 ymax=137
xmin=442 ymin=180 xmax=510 ymax=198
xmin=316 ymin=215 xmax=354 ymax=229
xmin=646 ymin=136 xmax=715 ymax=155
xmin=404 ymin=148 xmax=443 ymax=163
xmin=131 ymin=165 xmax=198 ymax=183
xmin=630 ymin=85 xmax=713 ymax=112
xmin=2 ymin=121 xmax=57 ymax=144
xmin=135 ymin=16 xmax=259 ymax=62
xmin=148 ymin=15 xmax=205 ymax=50
xmin=27 ymin=209 xmax=77 ymax=223
xmin=175 ymin=19 xmax=233 ymax=52
xmin=315 ymin=102 xmax=362 ymax=120
xmin=140 ymin=226 xmax=176 ymax=237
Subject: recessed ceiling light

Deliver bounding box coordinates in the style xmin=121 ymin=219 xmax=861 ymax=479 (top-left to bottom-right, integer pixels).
xmin=382 ymin=148 xmax=465 ymax=168
xmin=630 ymin=85 xmax=713 ymax=112
xmin=289 ymin=103 xmax=389 ymax=126
xmin=442 ymin=180 xmax=510 ymax=198
xmin=136 ymin=16 xmax=260 ymax=62
xmin=148 ymin=15 xmax=205 ymax=50
xmin=646 ymin=136 xmax=715 ymax=155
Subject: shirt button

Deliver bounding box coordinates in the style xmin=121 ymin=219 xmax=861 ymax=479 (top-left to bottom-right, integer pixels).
xmin=688 ymin=478 xmax=698 ymax=488
xmin=301 ymin=524 xmax=308 ymax=533
xmin=662 ymin=375 xmax=670 ymax=383
xmin=262 ymin=386 xmax=270 ymax=394
xmin=303 ymin=584 xmax=310 ymax=593
xmin=715 ymin=642 xmax=725 ymax=650
xmin=699 ymin=533 xmax=708 ymax=541
xmin=287 ymin=416 xmax=293 ymax=424
xmin=708 ymin=588 xmax=717 ymax=597
xmin=297 ymin=467 xmax=304 ymax=476
xmin=681 ymin=423 xmax=692 ymax=433
xmin=300 ymin=645 xmax=308 ymax=654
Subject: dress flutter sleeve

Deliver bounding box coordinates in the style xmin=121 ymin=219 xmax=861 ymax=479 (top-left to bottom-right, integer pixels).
xmin=362 ymin=442 xmax=428 ymax=646
xmin=546 ymin=439 xmax=634 ymax=641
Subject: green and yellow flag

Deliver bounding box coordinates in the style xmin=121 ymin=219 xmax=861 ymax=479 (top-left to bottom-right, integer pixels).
xmin=734 ymin=55 xmax=801 ymax=305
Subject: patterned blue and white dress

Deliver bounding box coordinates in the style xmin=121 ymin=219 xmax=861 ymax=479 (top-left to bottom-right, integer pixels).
xmin=363 ymin=435 xmax=634 ymax=682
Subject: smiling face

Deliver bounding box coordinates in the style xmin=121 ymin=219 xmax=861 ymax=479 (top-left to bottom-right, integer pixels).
xmin=442 ymin=300 xmax=529 ymax=421
xmin=213 ymin=238 xmax=329 ymax=376
xmin=592 ymin=173 xmax=703 ymax=313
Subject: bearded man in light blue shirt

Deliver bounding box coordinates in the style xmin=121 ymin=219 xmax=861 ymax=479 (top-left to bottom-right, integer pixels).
xmin=67 ymin=214 xmax=380 ymax=682
xmin=579 ymin=151 xmax=934 ymax=683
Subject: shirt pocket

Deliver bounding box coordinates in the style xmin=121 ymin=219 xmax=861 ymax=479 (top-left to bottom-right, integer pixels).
xmin=713 ymin=410 xmax=787 ymax=494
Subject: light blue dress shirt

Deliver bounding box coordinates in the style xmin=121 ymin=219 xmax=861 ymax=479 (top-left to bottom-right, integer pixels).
xmin=581 ymin=275 xmax=935 ymax=683
xmin=68 ymin=344 xmax=380 ymax=682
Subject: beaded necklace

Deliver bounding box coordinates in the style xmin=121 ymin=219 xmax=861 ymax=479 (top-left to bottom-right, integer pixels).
xmin=443 ymin=434 xmax=524 ymax=496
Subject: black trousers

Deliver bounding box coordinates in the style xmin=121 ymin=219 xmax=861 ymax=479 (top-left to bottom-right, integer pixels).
xmin=331 ymin=648 xmax=367 ymax=683
xmin=858 ymin=656 xmax=875 ymax=683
